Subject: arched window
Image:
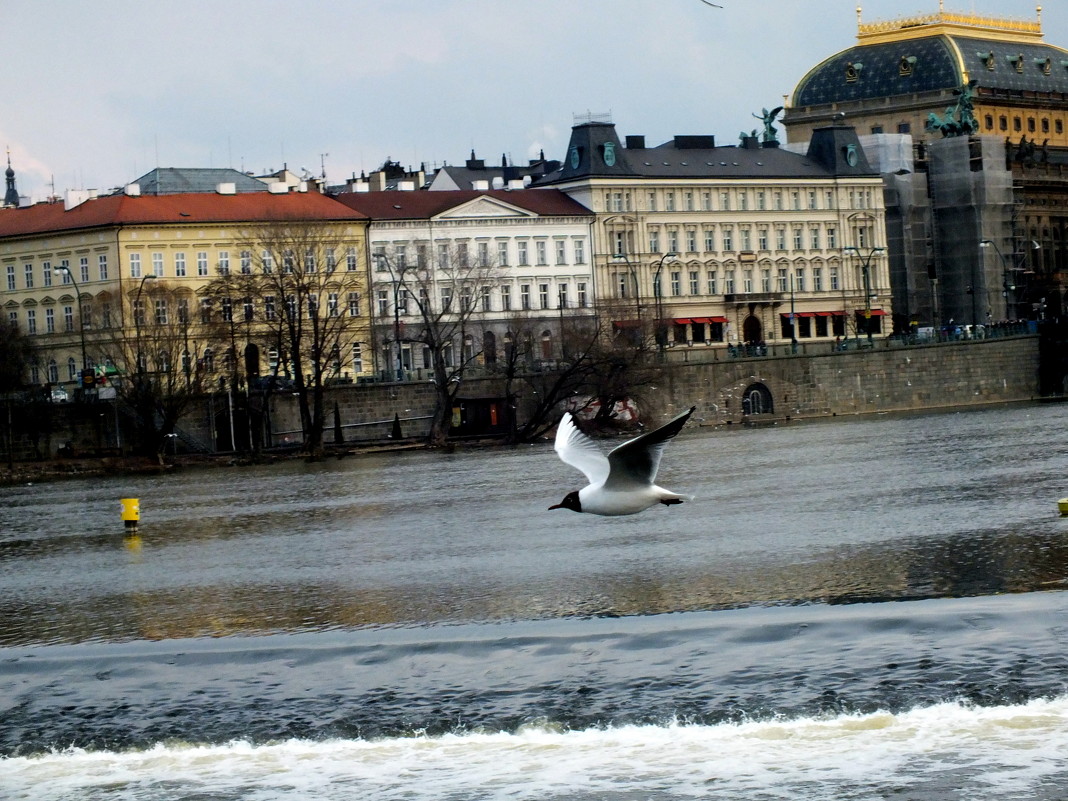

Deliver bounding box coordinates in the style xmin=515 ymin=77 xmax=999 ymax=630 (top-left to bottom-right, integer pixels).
xmin=540 ymin=330 xmax=553 ymax=360
xmin=483 ymin=331 xmax=497 ymax=365
xmin=67 ymin=357 xmax=77 ymax=381
xmin=47 ymin=359 xmax=59 ymax=384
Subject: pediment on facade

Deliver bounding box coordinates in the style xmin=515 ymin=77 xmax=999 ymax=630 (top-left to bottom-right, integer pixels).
xmin=434 ymin=197 xmax=537 ymax=221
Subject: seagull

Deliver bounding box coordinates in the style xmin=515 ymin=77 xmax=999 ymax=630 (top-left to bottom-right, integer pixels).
xmin=549 ymin=406 xmax=697 ymax=516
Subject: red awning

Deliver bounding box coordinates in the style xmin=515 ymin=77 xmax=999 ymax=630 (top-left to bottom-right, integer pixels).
xmin=672 ymin=318 xmax=693 ymax=325
xmin=780 ymin=311 xmax=816 ymax=318
xmin=708 ymin=316 xmax=728 ymax=324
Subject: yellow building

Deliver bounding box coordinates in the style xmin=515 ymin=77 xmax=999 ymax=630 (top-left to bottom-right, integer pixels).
xmin=0 ymin=184 xmax=370 ymax=393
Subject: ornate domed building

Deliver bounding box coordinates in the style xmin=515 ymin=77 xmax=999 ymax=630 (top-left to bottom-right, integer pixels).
xmin=785 ymin=4 xmax=1068 ymax=329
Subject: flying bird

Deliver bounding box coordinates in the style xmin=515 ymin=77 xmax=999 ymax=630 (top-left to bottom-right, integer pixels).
xmin=549 ymin=406 xmax=697 ymax=516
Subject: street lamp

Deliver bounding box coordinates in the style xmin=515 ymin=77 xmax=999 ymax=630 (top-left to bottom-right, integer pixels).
xmin=844 ymin=246 xmax=884 ymax=345
xmin=981 ymin=239 xmax=1038 ymax=321
xmin=52 ymin=264 xmax=88 ymax=378
xmin=652 ymin=251 xmax=678 ymax=357
xmin=134 ymin=273 xmax=157 ymax=375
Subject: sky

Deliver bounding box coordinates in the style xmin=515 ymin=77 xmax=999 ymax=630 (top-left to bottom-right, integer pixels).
xmin=4 ymin=0 xmax=1064 ymax=202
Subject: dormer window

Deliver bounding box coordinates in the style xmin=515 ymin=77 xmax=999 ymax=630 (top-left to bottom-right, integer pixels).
xmin=899 ymin=56 xmax=917 ymax=77
xmin=845 ymin=61 xmax=863 ymax=83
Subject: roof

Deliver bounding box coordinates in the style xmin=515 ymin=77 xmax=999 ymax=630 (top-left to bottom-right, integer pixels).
xmin=126 ymin=167 xmax=272 ymax=195
xmin=333 ymin=189 xmax=593 ymax=220
xmin=793 ymin=10 xmax=1068 ymax=107
xmin=0 ymin=192 xmax=367 ymax=239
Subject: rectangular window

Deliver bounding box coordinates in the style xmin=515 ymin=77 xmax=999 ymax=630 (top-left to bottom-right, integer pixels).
xmin=704 ymin=229 xmax=715 ymax=252
xmin=689 ymin=271 xmax=699 ymax=295
xmin=647 ymin=191 xmax=658 ymax=211
xmin=177 ymin=298 xmax=189 ymax=324
xmin=8 ymin=310 xmax=17 ymax=330
xmin=155 ymin=298 xmax=168 ymax=325
xmin=668 ymin=230 xmax=679 ymax=253
xmin=24 ymin=263 xmax=33 ymax=288
xmin=98 ymin=254 xmax=108 ymax=280
xmin=761 ymin=269 xmax=771 ymax=293
xmin=129 ymin=252 xmax=141 ymax=278
xmin=80 ymin=256 xmax=90 ymax=283
xmin=776 ymin=228 xmax=786 ymax=251
xmin=241 ymin=251 xmax=252 ymax=274
xmin=352 ymin=343 xmax=364 ymax=375
xmin=221 ymin=297 xmax=233 ymax=323
xmin=830 ymin=266 xmax=840 ymax=291
xmin=152 ymin=251 xmax=164 ymax=277
xmin=497 ymin=241 xmax=509 ymax=267
xmin=827 ymin=228 xmax=837 ymax=249
xmin=536 ymin=241 xmax=547 ymax=266
xmin=777 ymin=268 xmax=788 ymax=292
xmin=810 ymin=227 xmax=821 ymax=250
xmin=520 ymin=284 xmax=531 ymax=310
xmin=808 ymin=190 xmax=818 ymax=210
xmin=702 ymin=191 xmax=712 ymax=210
xmin=63 ymin=305 xmax=74 ymax=331
xmin=793 ymin=228 xmax=803 ymax=250
xmin=743 ymin=271 xmax=753 ymax=294
xmin=325 ymin=248 xmax=336 ymax=272
xmin=304 ymin=249 xmax=316 ymax=272
xmin=440 ymin=286 xmax=453 ymax=312
xmin=706 ymin=270 xmax=717 ymax=295
xmin=555 ymin=240 xmax=567 ymax=265
xmin=665 ymin=192 xmax=676 ymax=211
xmin=478 ymin=241 xmax=490 ymax=267
xmin=26 ymin=309 xmax=36 ymax=334
xmin=813 ymin=267 xmax=823 ymax=292
xmin=265 ymin=296 xmax=276 ymax=321
xmin=577 ymin=282 xmax=588 ymax=307
xmin=561 ymin=238 xmax=581 ymax=268
xmin=757 ymin=191 xmax=766 ymax=210
xmin=649 ymin=231 xmax=660 ymax=254
xmin=348 ymin=292 xmax=361 ymax=317
xmin=557 ymin=283 xmax=568 ymax=308
xmin=739 ymin=192 xmax=749 ymax=211
xmin=501 ymin=285 xmax=511 ymax=311
xmin=725 ymin=271 xmax=735 ymax=294
xmin=346 ymin=247 xmax=358 ymax=272
xmin=45 ymin=307 xmax=55 ymax=333
xmin=482 ymin=286 xmax=492 ymax=312
xmin=758 ymin=228 xmax=768 ymax=250
xmin=722 ymin=227 xmax=733 ymax=251
xmin=43 ymin=261 xmax=52 ymax=287
xmin=197 ymin=252 xmax=209 ymax=276
xmin=175 ymin=253 xmax=187 ymax=277
xmin=539 ymin=283 xmax=550 ymax=309
xmin=671 ymin=271 xmax=681 ymax=297
xmin=5 ymin=264 xmax=14 ymax=291
xmin=687 ymin=230 xmax=697 ymax=253
xmin=795 ymin=268 xmax=806 ymax=292
xmin=720 ymin=191 xmax=730 ymax=210
xmin=517 ymin=241 xmax=529 ymax=266
xmin=740 ymin=228 xmax=751 ymax=251
xmin=101 ymin=303 xmax=112 ymax=328
xmin=378 ymin=291 xmax=391 ymax=317
xmin=684 ymin=192 xmax=694 ymax=211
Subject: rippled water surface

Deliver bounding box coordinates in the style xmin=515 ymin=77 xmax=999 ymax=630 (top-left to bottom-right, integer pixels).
xmin=2 ymin=402 xmax=1068 ymax=799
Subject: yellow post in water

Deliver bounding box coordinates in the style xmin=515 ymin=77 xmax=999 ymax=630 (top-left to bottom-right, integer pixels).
xmin=1059 ymin=498 xmax=1068 ymax=517
xmin=121 ymin=498 xmax=140 ymax=531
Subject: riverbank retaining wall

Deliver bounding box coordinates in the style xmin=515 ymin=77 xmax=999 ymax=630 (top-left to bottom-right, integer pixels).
xmin=8 ymin=335 xmax=1043 ymax=459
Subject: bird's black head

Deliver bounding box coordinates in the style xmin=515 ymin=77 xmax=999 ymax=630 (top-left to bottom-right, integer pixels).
xmin=549 ymin=490 xmax=582 ymax=513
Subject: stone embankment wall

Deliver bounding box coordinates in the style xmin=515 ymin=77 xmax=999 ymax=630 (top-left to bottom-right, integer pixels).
xmin=10 ymin=335 xmax=1042 ymax=459
xmin=663 ymin=335 xmax=1042 ymax=424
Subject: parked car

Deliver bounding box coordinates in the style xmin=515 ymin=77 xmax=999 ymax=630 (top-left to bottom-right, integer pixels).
xmin=50 ymin=386 xmax=69 ymax=403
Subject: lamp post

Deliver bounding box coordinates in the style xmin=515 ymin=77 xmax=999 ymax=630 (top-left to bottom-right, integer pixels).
xmin=980 ymin=238 xmax=1038 ymax=321
xmin=134 ymin=274 xmax=157 ymax=376
xmin=652 ymin=251 xmax=677 ymax=358
xmin=844 ymin=246 xmax=884 ymax=345
xmin=52 ymin=264 xmax=88 ymax=379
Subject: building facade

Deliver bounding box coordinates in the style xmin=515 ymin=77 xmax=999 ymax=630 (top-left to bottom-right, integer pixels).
xmin=540 ymin=118 xmax=892 ymax=349
xmin=786 ymin=4 xmax=1068 ymax=322
xmin=0 ymin=185 xmax=371 ymax=393
xmin=334 ymin=189 xmax=596 ymax=378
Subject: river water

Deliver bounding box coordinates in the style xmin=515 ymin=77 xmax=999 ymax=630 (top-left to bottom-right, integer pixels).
xmin=2 ymin=402 xmax=1068 ymax=800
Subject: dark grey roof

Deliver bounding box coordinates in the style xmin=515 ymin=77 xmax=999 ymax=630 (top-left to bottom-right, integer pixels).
xmin=126 ymin=167 xmax=270 ymax=195
xmin=795 ymin=33 xmax=1068 ymax=107
xmin=621 ymin=139 xmax=836 ymax=179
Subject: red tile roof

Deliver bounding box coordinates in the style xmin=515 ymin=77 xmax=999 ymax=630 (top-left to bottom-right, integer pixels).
xmin=0 ymin=192 xmax=367 ymax=239
xmin=333 ymin=189 xmax=593 ymax=220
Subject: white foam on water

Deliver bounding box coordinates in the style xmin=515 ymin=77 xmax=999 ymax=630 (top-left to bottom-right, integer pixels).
xmin=4 ymin=696 xmax=1068 ymax=800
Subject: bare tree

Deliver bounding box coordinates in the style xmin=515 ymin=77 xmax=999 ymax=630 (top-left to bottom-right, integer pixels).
xmin=373 ymin=244 xmax=501 ymax=447
xmin=102 ymin=280 xmax=208 ymax=458
xmin=200 ymin=219 xmax=367 ymax=458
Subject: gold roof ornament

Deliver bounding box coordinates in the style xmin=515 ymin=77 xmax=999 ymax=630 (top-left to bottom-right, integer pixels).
xmin=855 ymin=4 xmax=1043 ymax=46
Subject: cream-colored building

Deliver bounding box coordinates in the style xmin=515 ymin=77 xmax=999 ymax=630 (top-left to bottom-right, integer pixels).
xmin=540 ymin=118 xmax=892 ymax=348
xmin=0 ymin=183 xmax=370 ymax=392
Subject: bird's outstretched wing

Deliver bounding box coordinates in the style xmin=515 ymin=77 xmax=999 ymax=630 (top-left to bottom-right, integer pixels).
xmin=554 ymin=412 xmax=610 ymax=486
xmin=604 ymin=406 xmax=696 ymax=490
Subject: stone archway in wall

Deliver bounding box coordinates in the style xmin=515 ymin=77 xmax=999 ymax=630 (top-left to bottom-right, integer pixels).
xmin=742 ymin=315 xmax=763 ymax=344
xmin=741 ymin=382 xmax=774 ymax=416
